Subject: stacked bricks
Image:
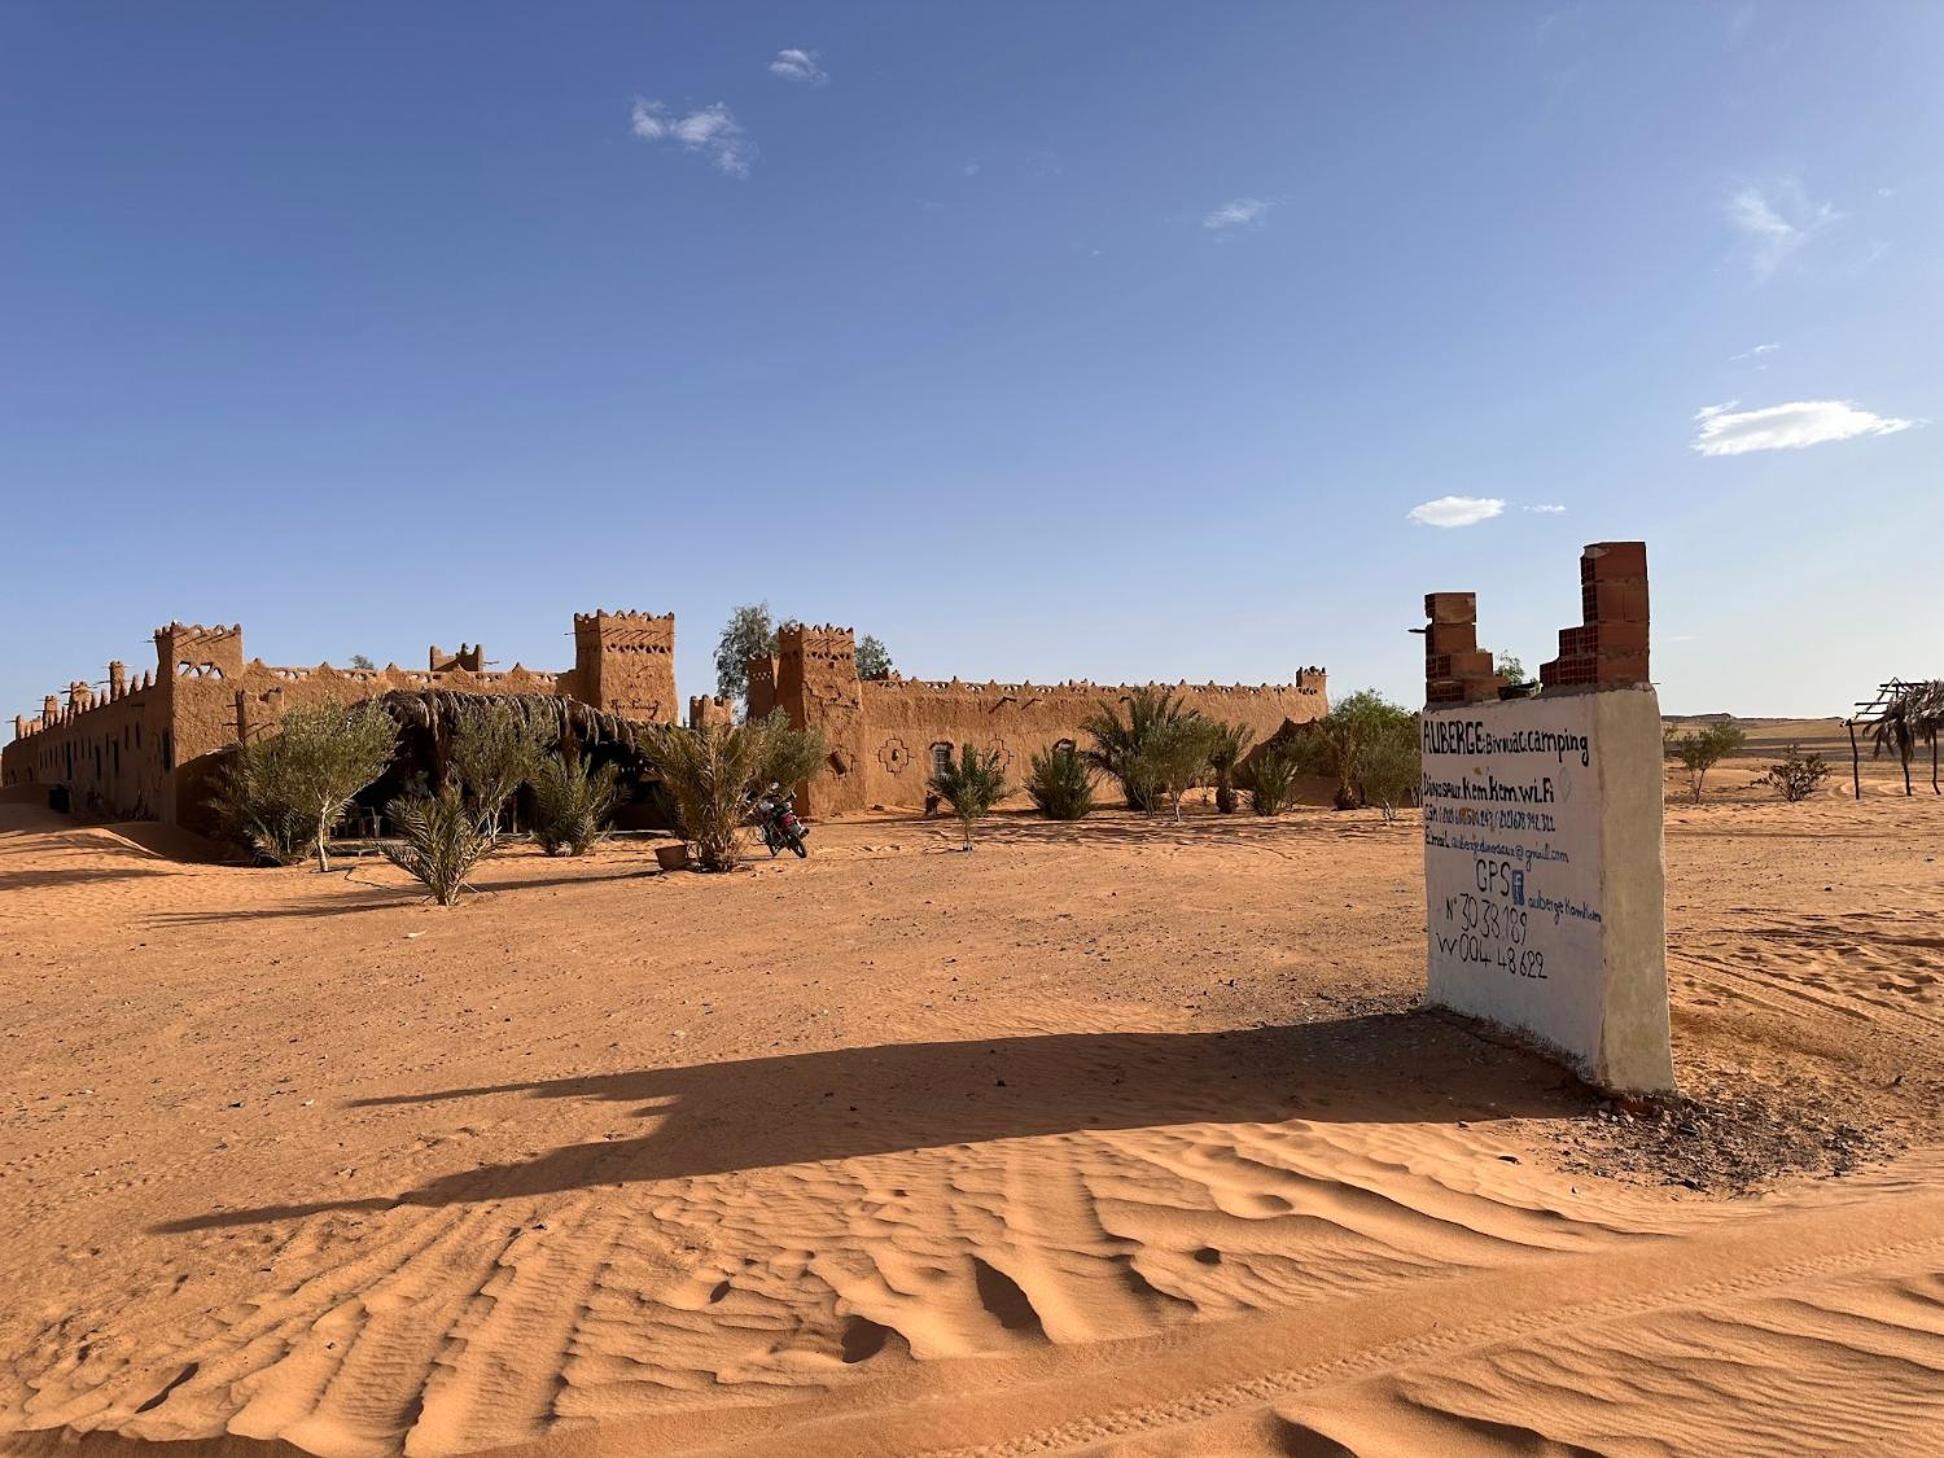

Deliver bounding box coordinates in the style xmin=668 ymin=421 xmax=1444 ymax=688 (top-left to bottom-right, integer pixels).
xmin=1539 ymin=541 xmax=1649 ymax=692
xmin=1423 ymin=592 xmax=1506 ymax=705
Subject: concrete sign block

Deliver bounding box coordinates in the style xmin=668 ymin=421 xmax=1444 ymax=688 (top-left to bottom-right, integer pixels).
xmin=1421 ymin=686 xmax=1675 ymax=1093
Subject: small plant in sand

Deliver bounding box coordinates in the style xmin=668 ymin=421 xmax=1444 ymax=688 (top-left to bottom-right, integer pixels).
xmin=928 ymin=743 xmax=1009 ymax=850
xmin=1132 ymin=714 xmax=1222 ymax=823
xmin=1671 ymin=719 xmax=1747 ymax=802
xmin=1081 ymin=687 xmax=1197 ymax=812
xmin=529 ymin=750 xmax=621 ymax=855
xmin=382 ymin=781 xmax=497 ymax=905
xmin=1207 ymin=721 xmax=1255 ymax=814
xmin=1760 ymin=743 xmax=1830 ymax=804
xmin=1025 ymin=743 xmax=1095 ymax=820
xmin=645 ymin=711 xmax=826 ymax=871
xmin=449 ymin=700 xmax=546 ymax=833
xmin=211 ymin=701 xmax=397 ymax=870
xmin=1241 ymin=746 xmax=1302 ymax=815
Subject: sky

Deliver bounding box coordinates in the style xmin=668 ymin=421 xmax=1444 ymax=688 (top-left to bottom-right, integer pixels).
xmin=2 ymin=1 xmax=1938 ymax=722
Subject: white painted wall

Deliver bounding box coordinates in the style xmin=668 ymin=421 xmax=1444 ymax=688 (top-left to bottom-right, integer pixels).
xmin=1421 ymin=687 xmax=1674 ymax=1093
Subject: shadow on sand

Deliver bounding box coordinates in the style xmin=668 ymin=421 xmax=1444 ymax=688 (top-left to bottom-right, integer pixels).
xmin=155 ymin=1011 xmax=1590 ymax=1234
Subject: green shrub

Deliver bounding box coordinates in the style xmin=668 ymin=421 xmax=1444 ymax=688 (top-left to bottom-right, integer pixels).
xmin=530 ymin=753 xmax=621 ymax=855
xmin=645 ymin=711 xmax=824 ymax=871
xmin=1760 ymin=742 xmax=1830 ymax=803
xmin=755 ymin=711 xmax=828 ymax=795
xmin=1026 ymin=744 xmax=1095 ymax=819
xmin=1671 ymin=719 xmax=1747 ymax=801
xmin=1081 ymin=687 xmax=1197 ymax=811
xmin=449 ymin=700 xmax=546 ymax=833
xmin=1131 ymin=714 xmax=1222 ymax=822
xmin=210 ymin=701 xmax=396 ymax=870
xmin=1359 ymin=723 xmax=1421 ymax=821
xmin=1297 ymin=691 xmax=1418 ymax=810
xmin=1241 ymin=747 xmax=1302 ymax=815
xmin=928 ymin=743 xmax=1009 ymax=849
xmin=382 ymin=781 xmax=497 ymax=905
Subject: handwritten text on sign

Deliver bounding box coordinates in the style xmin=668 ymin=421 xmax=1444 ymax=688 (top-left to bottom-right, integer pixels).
xmin=1422 ymin=697 xmax=1604 ymax=1015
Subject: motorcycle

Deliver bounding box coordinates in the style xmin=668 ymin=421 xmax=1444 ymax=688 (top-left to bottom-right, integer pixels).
xmin=753 ymin=783 xmax=809 ymax=858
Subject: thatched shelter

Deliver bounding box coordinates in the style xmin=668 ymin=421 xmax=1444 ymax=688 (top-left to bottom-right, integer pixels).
xmin=353 ymin=689 xmax=669 ymax=831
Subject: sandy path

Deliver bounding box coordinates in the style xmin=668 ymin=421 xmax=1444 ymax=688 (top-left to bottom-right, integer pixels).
xmin=2 ymin=788 xmax=1941 ymax=1457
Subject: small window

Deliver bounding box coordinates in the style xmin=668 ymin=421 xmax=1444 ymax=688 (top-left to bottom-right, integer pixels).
xmin=930 ymin=743 xmax=954 ymax=778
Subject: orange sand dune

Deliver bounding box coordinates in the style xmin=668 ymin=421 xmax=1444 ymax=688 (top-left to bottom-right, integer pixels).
xmin=2 ymin=790 xmax=1941 ymax=1457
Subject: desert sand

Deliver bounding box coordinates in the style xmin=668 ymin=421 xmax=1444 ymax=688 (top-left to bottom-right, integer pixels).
xmin=2 ymin=745 xmax=1941 ymax=1457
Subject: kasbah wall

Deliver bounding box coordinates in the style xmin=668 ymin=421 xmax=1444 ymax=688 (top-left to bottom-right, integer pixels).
xmin=2 ymin=612 xmax=675 ymax=831
xmin=762 ymin=624 xmax=1328 ymax=816
xmin=4 ymin=611 xmax=1327 ymax=827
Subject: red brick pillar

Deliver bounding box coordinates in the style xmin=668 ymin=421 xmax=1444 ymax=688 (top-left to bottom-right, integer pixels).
xmin=1541 ymin=541 xmax=1650 ymax=691
xmin=1424 ymin=593 xmax=1503 ymax=705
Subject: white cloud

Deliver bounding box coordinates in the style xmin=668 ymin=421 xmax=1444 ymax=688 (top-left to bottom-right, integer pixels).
xmin=768 ymin=48 xmax=827 ymax=85
xmin=1525 ymin=503 xmax=1567 ymax=514
xmin=1729 ymin=342 xmax=1781 ymax=362
xmin=1691 ymin=399 xmax=1916 ymax=456
xmin=1408 ymin=496 xmax=1506 ymax=528
xmin=1728 ymin=182 xmax=1840 ymax=276
xmin=1203 ymin=197 xmax=1270 ymax=232
xmin=630 ymin=100 xmax=753 ymax=176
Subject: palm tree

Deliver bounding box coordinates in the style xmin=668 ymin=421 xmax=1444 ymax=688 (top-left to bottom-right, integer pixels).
xmin=1207 ymin=722 xmax=1255 ymax=814
xmin=1080 ymin=687 xmax=1195 ymax=812
xmin=928 ymin=743 xmax=1009 ymax=849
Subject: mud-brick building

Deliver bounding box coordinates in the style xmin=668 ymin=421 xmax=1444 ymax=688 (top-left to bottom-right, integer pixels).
xmin=751 ymin=624 xmax=1329 ymax=816
xmin=2 ymin=611 xmax=676 ymax=829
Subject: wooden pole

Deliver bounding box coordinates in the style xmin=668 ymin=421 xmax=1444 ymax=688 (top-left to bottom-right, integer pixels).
xmin=1848 ymin=720 xmax=1862 ymax=801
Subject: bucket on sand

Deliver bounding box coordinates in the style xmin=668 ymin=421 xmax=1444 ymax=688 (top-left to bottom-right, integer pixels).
xmin=654 ymin=843 xmax=690 ymax=872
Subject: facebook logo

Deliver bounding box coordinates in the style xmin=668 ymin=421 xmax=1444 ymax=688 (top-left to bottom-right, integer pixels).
xmin=1511 ymin=869 xmax=1525 ymax=906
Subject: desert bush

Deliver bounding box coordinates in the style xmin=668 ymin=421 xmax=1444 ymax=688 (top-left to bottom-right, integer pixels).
xmin=1671 ymin=719 xmax=1747 ymax=802
xmin=754 ymin=712 xmax=829 ymax=795
xmin=928 ymin=743 xmax=1009 ymax=849
xmin=1293 ymin=690 xmax=1417 ymax=810
xmin=1081 ymin=687 xmax=1197 ymax=812
xmin=382 ymin=781 xmax=496 ymax=905
xmin=1026 ymin=744 xmax=1096 ymax=820
xmin=1208 ymin=722 xmax=1255 ymax=814
xmin=1132 ymin=714 xmax=1222 ymax=822
xmin=1241 ymin=746 xmax=1302 ymax=815
xmin=644 ymin=711 xmax=824 ymax=871
xmin=529 ymin=752 xmax=621 ymax=855
xmin=1359 ymin=722 xmax=1421 ymax=821
xmin=210 ymin=701 xmax=396 ymax=870
xmin=1760 ymin=743 xmax=1831 ymax=803
xmin=449 ymin=700 xmax=546 ymax=833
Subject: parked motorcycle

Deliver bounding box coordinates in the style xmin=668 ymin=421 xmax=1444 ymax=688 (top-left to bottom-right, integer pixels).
xmin=753 ymin=783 xmax=809 ymax=858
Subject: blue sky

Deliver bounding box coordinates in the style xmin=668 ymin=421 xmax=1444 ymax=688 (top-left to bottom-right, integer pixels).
xmin=2 ymin=2 xmax=1937 ymax=721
